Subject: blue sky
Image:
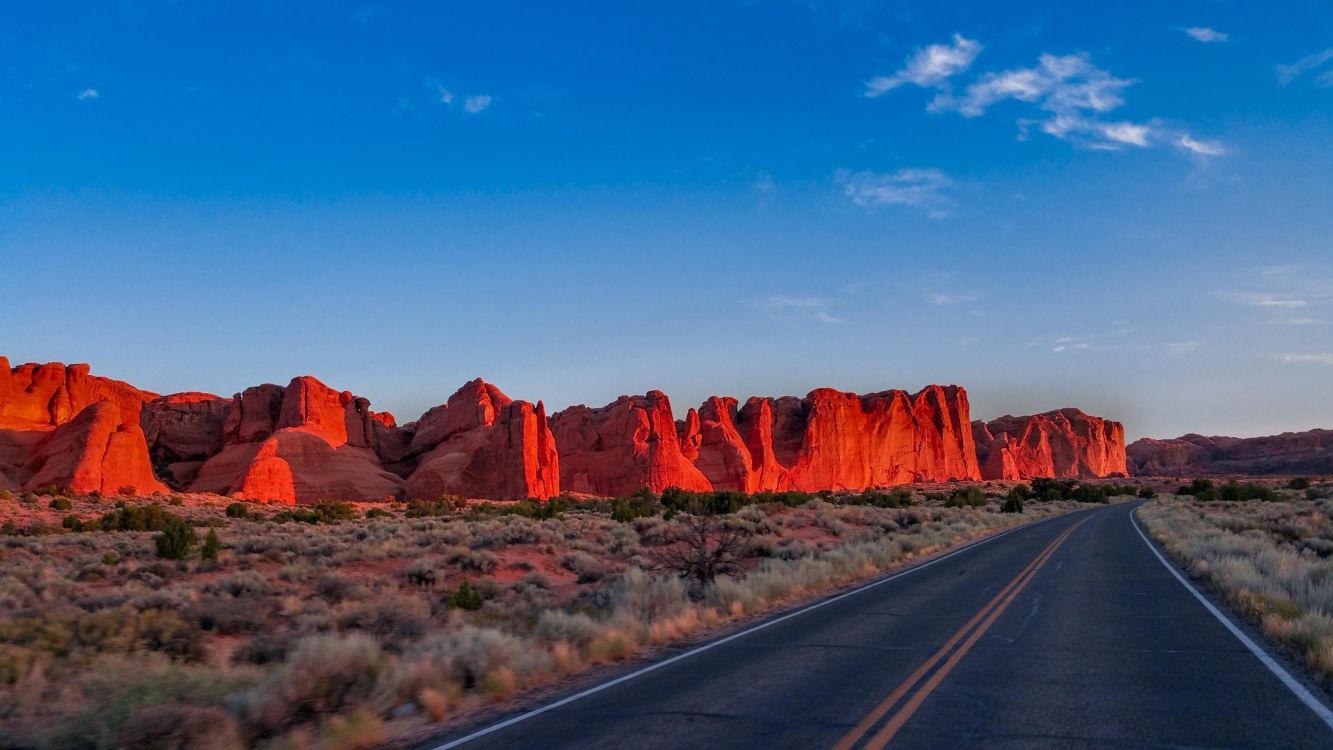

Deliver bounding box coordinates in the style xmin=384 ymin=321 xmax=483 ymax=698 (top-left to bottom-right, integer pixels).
xmin=2 ymin=1 xmax=1332 ymax=441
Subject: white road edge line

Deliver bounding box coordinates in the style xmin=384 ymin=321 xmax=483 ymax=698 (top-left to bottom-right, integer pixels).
xmin=427 ymin=508 xmax=1088 ymax=749
xmin=1131 ymin=509 xmax=1333 ymax=732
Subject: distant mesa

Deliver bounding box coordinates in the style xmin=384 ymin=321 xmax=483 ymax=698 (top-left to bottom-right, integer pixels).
xmin=1 ymin=357 xmax=1138 ymax=503
xmin=1127 ymin=430 xmax=1333 ymax=476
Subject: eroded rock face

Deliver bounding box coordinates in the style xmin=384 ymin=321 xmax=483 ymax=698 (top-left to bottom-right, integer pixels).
xmin=552 ymin=391 xmax=711 ymax=496
xmin=190 ymin=376 xmax=406 ymax=503
xmin=22 ymin=402 xmax=168 ymax=494
xmin=1127 ymin=430 xmax=1333 ymax=476
xmin=404 ymin=379 xmax=559 ymax=500
xmin=0 ymin=357 xmax=155 ymax=429
xmin=555 ymin=385 xmax=979 ymax=495
xmin=726 ymin=385 xmax=981 ymax=491
xmin=973 ymin=409 xmax=1127 ymax=480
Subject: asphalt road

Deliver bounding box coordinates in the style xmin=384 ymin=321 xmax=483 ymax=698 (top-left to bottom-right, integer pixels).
xmin=428 ymin=502 xmax=1333 ymax=749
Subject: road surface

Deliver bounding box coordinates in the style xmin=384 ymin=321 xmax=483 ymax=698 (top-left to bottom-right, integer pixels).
xmin=426 ymin=502 xmax=1333 ymax=749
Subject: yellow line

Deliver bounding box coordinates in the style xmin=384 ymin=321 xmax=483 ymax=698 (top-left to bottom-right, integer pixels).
xmin=860 ymin=517 xmax=1089 ymax=750
xmin=831 ymin=517 xmax=1088 ymax=750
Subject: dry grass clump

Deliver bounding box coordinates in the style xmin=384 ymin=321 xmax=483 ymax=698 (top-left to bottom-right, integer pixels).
xmin=0 ymin=483 xmax=1114 ymax=747
xmin=1137 ymin=492 xmax=1333 ymax=676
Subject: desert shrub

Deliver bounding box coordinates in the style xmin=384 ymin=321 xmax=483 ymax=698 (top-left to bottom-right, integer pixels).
xmin=0 ymin=490 xmax=11 ymax=501
xmin=209 ymin=571 xmax=270 ymax=598
xmin=1001 ymin=492 xmax=1025 ymax=514
xmin=201 ymin=528 xmax=221 ymax=562
xmin=242 ymin=633 xmax=392 ymax=732
xmin=405 ymin=496 xmax=466 ymax=517
xmin=444 ymin=581 xmax=485 ymax=611
xmin=611 ymin=488 xmax=660 ymax=522
xmin=48 ymin=497 xmax=72 ymax=511
xmin=503 ymin=495 xmax=577 ymax=520
xmin=403 ymin=558 xmax=441 ymax=588
xmin=945 ymin=488 xmax=987 ymax=508
xmin=114 ymin=702 xmax=244 ymax=750
xmin=271 ymin=500 xmax=359 ymax=524
xmin=341 ymin=595 xmax=431 ymax=642
xmin=365 ymin=507 xmax=392 ymax=519
xmin=315 ymin=573 xmax=363 ymax=603
xmin=1138 ymin=487 xmax=1157 ymax=499
xmin=1217 ymin=481 xmax=1280 ymax=502
xmin=1178 ymin=478 xmax=1215 ymax=496
xmin=533 ymin=610 xmax=600 ymax=646
xmin=1288 ymin=477 xmax=1312 ymax=491
xmin=560 ymin=551 xmax=613 ymax=583
xmin=448 ymin=547 xmax=499 ymax=573
xmin=406 ymin=625 xmax=545 ymax=692
xmin=155 ymin=517 xmax=198 ymax=560
xmin=225 ymin=502 xmax=251 ymax=518
xmin=98 ymin=503 xmax=185 ymax=533
xmin=847 ymin=488 xmax=915 ymax=508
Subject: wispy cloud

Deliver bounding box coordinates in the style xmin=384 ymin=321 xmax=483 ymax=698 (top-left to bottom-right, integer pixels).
xmin=1271 ymin=317 xmax=1329 ymax=326
xmin=1277 ymin=48 xmax=1333 ymax=86
xmin=759 ymin=295 xmax=845 ymax=324
xmin=1166 ymin=340 xmax=1204 ymax=354
xmin=837 ymin=168 xmax=953 ymax=217
xmin=1279 ymin=352 xmax=1333 ymax=366
xmin=436 ymin=86 xmax=454 ymax=105
xmin=1183 ymin=27 xmax=1228 ymax=43
xmin=1046 ymin=324 xmax=1135 ymax=353
xmin=463 ymin=94 xmax=493 ymax=113
xmin=872 ymin=40 xmax=1223 ymax=157
xmin=1218 ymin=291 xmax=1308 ymax=308
xmin=925 ymin=290 xmax=979 ymax=305
xmin=77 ymin=88 xmax=99 ymax=101
xmin=865 ymin=34 xmax=982 ymax=97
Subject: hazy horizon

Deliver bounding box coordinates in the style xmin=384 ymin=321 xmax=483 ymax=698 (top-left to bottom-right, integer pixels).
xmin=4 ymin=2 xmax=1331 ymax=443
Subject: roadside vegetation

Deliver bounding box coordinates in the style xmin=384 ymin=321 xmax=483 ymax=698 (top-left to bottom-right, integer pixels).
xmin=1136 ymin=478 xmax=1333 ymax=679
xmin=0 ymin=481 xmax=1135 ymax=749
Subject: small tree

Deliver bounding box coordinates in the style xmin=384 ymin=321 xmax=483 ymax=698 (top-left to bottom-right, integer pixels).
xmin=201 ymin=528 xmax=221 ymax=562
xmin=155 ymin=517 xmax=198 ymax=560
xmin=1001 ymin=491 xmax=1025 ymax=513
xmin=647 ymin=499 xmax=749 ymax=595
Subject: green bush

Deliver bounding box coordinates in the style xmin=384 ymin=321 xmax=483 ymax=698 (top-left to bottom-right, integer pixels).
xmin=48 ymin=497 xmax=72 ymax=511
xmin=444 ymin=580 xmax=485 ymax=611
xmin=365 ymin=507 xmax=392 ymax=519
xmin=154 ymin=518 xmax=198 ymax=559
xmin=611 ymin=488 xmax=660 ymax=522
xmin=201 ymin=528 xmax=221 ymax=561
xmin=271 ymin=500 xmax=359 ymax=524
xmin=1288 ymin=477 xmax=1312 ymax=491
xmin=97 ymin=503 xmax=187 ymax=533
xmin=1138 ymin=487 xmax=1157 ymax=499
xmin=1001 ymin=491 xmax=1025 ymax=513
xmin=405 ymin=495 xmax=467 ymax=517
xmin=945 ymin=487 xmax=988 ymax=508
xmin=224 ymin=502 xmax=251 ymax=518
xmin=1178 ymin=478 xmax=1215 ymax=496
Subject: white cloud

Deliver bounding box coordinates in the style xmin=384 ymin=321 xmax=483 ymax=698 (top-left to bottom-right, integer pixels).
xmin=1277 ymin=48 xmax=1333 ymax=86
xmin=1279 ymin=353 xmax=1333 ymax=366
xmin=1166 ymin=340 xmax=1204 ymax=354
xmin=1046 ymin=325 xmax=1134 ymax=353
xmin=1183 ymin=27 xmax=1228 ymax=43
xmin=1218 ymin=291 xmax=1308 ymax=308
xmin=1271 ymin=317 xmax=1329 ymax=326
xmin=865 ymin=34 xmax=982 ymax=97
xmin=437 ymin=86 xmax=454 ymax=105
xmin=752 ymin=171 xmax=775 ymax=194
xmin=925 ymin=291 xmax=979 ymax=305
xmin=837 ymin=167 xmax=953 ymax=217
xmin=1176 ymin=134 xmax=1226 ymax=156
xmin=77 ymin=88 xmax=99 ymax=100
xmin=463 ymin=94 xmax=492 ymax=113
xmin=874 ymin=47 xmax=1227 ymax=157
xmin=761 ymin=295 xmax=845 ymax=324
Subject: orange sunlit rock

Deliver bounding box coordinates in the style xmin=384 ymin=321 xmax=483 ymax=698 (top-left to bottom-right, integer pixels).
xmin=973 ymin=409 xmax=1128 ymax=480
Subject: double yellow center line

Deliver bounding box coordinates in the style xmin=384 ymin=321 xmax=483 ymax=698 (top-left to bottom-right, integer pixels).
xmin=831 ymin=516 xmax=1091 ymax=750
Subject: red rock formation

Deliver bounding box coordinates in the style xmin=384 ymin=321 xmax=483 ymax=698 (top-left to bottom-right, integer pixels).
xmin=22 ymin=402 xmax=167 ymax=494
xmin=404 ymin=379 xmax=559 ymax=500
xmin=973 ymin=409 xmax=1127 ymax=480
xmin=190 ymin=376 xmax=405 ymax=503
xmin=140 ymin=392 xmax=230 ymax=486
xmin=555 ymin=385 xmax=978 ymax=496
xmin=1128 ymin=429 xmax=1333 ymax=476
xmin=727 ymin=385 xmax=981 ymax=491
xmin=552 ymin=392 xmax=711 ymax=496
xmin=0 ymin=357 xmax=155 ymax=429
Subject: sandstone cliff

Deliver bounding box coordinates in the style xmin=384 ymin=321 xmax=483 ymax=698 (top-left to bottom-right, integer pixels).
xmin=973 ymin=409 xmax=1127 ymax=480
